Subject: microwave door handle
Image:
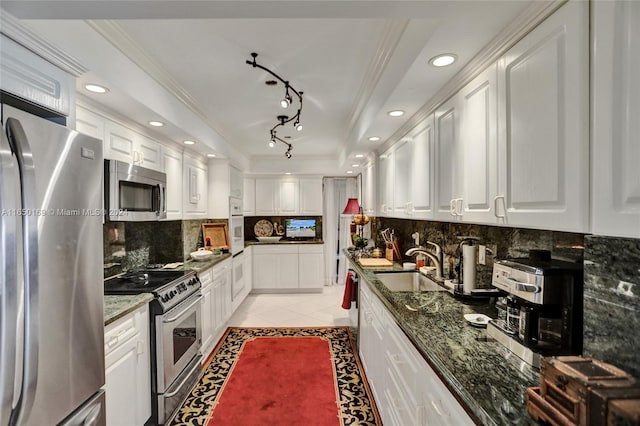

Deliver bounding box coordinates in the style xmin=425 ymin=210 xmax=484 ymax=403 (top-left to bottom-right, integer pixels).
xmin=0 ymin=125 xmax=20 ymax=426
xmin=5 ymin=119 xmax=40 ymax=426
xmin=155 ymin=184 xmax=162 ymax=216
xmin=162 ymin=184 xmax=166 ymax=216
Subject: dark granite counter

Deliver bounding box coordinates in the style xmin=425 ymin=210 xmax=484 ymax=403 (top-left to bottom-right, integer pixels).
xmin=104 ymin=294 xmax=154 ymax=326
xmin=348 ymin=254 xmax=538 ymax=426
xmin=245 ymin=239 xmax=324 ymax=246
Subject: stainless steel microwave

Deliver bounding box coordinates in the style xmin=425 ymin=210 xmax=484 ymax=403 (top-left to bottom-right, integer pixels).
xmin=105 ymin=159 xmax=167 ymax=221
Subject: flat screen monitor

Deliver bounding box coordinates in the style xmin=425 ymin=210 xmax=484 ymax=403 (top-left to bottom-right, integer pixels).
xmin=285 ymin=219 xmax=316 ymax=239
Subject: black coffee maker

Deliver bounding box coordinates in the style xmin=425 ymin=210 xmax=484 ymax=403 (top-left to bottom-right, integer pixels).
xmin=489 ymin=250 xmax=583 ymax=368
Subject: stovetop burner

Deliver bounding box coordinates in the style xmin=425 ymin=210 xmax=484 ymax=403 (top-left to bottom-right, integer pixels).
xmin=104 ymin=269 xmax=189 ymax=294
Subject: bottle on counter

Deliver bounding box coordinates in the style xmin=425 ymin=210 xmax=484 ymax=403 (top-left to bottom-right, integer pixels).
xmin=416 ymin=253 xmax=426 ymax=269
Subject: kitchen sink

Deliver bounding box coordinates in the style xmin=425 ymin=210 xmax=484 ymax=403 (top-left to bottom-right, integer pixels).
xmin=374 ymin=271 xmax=446 ymax=292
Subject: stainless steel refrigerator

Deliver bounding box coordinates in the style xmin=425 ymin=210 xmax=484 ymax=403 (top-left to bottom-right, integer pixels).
xmin=0 ymin=104 xmax=106 ymax=426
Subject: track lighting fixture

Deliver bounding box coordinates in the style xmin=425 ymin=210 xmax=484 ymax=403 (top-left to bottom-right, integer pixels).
xmin=247 ymin=52 xmax=303 ymax=159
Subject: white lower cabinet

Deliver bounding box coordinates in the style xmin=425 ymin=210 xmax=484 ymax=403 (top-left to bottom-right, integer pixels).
xmin=359 ymin=282 xmax=473 ymax=426
xmin=200 ymin=259 xmax=232 ymax=362
xmin=252 ymin=244 xmax=324 ymax=291
xmin=104 ymin=304 xmax=151 ymax=426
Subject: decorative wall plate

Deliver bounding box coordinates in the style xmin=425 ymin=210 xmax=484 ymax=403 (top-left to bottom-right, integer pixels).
xmin=254 ymin=220 xmax=274 ymax=237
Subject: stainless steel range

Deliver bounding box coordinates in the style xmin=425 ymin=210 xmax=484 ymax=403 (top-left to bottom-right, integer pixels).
xmin=104 ymin=269 xmax=202 ymax=425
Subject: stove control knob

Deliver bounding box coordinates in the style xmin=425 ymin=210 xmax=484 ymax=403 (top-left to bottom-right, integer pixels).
xmin=190 ymin=278 xmax=198 ymax=286
xmin=170 ymin=290 xmax=177 ymax=297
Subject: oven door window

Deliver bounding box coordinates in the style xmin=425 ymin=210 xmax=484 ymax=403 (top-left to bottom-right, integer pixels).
xmin=119 ymin=181 xmax=158 ymax=212
xmin=172 ymin=310 xmax=197 ymax=364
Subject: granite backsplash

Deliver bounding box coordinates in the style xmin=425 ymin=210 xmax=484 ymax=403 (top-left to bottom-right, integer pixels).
xmin=372 ymin=218 xmax=585 ymax=288
xmin=583 ymin=235 xmax=640 ymax=378
xmin=103 ymin=219 xmax=228 ymax=277
xmin=244 ymin=216 xmax=322 ymax=241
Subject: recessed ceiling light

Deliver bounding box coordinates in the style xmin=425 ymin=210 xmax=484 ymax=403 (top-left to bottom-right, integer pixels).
xmin=351 ymin=164 xmax=360 ymax=168
xmin=429 ymin=54 xmax=457 ymax=67
xmin=183 ymin=140 xmax=195 ymax=145
xmin=285 ymin=172 xmax=291 ymax=175
xmin=388 ymin=110 xmax=405 ymax=117
xmin=84 ymin=84 xmax=108 ymax=94
xmin=148 ymin=121 xmax=164 ymax=127
xmin=207 ymin=154 xmax=217 ymax=158
xmin=346 ymin=170 xmax=353 ymax=174
xmin=368 ymin=136 xmax=381 ymax=142
xmin=355 ymin=154 xmax=364 ymax=158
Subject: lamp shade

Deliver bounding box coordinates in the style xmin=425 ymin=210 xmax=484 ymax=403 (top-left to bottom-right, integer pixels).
xmin=342 ymin=198 xmax=361 ymax=215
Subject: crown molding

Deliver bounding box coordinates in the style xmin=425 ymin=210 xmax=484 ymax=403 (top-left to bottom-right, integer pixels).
xmin=379 ymin=0 xmax=567 ymax=153
xmin=0 ymin=10 xmax=88 ymax=76
xmin=86 ymin=20 xmax=235 ymax=145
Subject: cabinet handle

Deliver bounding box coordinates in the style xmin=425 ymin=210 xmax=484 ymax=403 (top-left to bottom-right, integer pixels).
xmin=140 ymin=151 xmax=145 ymax=164
xmin=406 ymin=202 xmax=413 ymax=215
xmin=456 ymin=198 xmax=463 ymax=216
xmin=449 ymin=199 xmax=456 ymax=216
xmin=431 ymin=399 xmax=450 ymax=417
xmin=137 ymin=340 xmax=145 ymax=355
xmin=450 ymin=198 xmax=463 ymax=216
xmin=107 ymin=336 xmax=118 ymax=347
xmin=390 ymin=353 xmax=404 ymax=364
xmin=493 ymin=195 xmax=506 ymax=219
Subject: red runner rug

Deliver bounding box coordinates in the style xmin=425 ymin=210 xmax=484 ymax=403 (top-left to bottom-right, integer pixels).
xmin=170 ymin=327 xmax=380 ymax=426
xmin=207 ymin=337 xmax=340 ymax=425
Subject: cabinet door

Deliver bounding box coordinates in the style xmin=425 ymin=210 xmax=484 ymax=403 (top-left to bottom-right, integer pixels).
xmin=276 ymin=251 xmax=299 ymax=288
xmin=229 ymin=165 xmax=243 ymax=199
xmin=410 ymin=116 xmax=435 ymax=219
xmin=378 ymin=150 xmax=395 ymax=216
xmin=252 ymin=252 xmax=278 ymax=289
xmin=498 ymin=1 xmax=588 ymax=232
xmin=362 ymin=161 xmax=376 ymax=216
xmin=298 ymin=246 xmax=324 ymax=289
xmin=278 ymin=179 xmax=299 ymax=215
xmin=255 ymin=179 xmax=278 ymax=215
xmin=183 ymin=157 xmax=208 ymax=219
xmin=163 ymin=145 xmax=183 ymax=221
xmin=299 ymin=178 xmax=323 ymax=215
xmin=393 ymin=140 xmax=411 ymax=218
xmin=434 ymin=95 xmax=463 ymax=221
xmin=75 ymin=107 xmax=105 ymax=141
xmin=243 ymin=178 xmax=256 ymax=215
xmin=592 ymin=0 xmax=640 ymax=238
xmin=459 ymin=64 xmax=498 ymax=224
xmin=136 ymin=136 xmax=163 ymax=172
xmin=200 ymin=283 xmax=215 ymax=359
xmin=104 ymin=121 xmax=136 ymax=164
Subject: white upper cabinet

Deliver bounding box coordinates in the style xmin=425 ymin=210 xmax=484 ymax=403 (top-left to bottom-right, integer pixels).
xmin=378 ymin=150 xmax=395 ymax=216
xmin=104 ymin=120 xmax=164 ymax=171
xmin=408 ymin=116 xmax=435 ymax=219
xmin=361 ymin=160 xmax=376 ymax=216
xmin=75 ymin=106 xmax=105 ymax=140
xmin=163 ymin=144 xmax=183 ymax=221
xmin=208 ymin=159 xmax=244 ymax=218
xmin=591 ymin=0 xmax=640 ymax=238
xmin=243 ymin=177 xmax=256 ymax=216
xmin=278 ymin=178 xmax=299 ymax=214
xmin=459 ymin=63 xmax=498 ymax=224
xmin=254 ymin=178 xmax=278 ymax=215
xmin=434 ymin=94 xmax=463 ymax=221
xmin=0 ymin=34 xmax=74 ymax=116
xmin=299 ymin=177 xmax=323 ymax=215
xmin=497 ymin=0 xmax=589 ymax=232
xmin=183 ymin=154 xmax=208 ymax=219
xmin=393 ymin=139 xmax=412 ymax=218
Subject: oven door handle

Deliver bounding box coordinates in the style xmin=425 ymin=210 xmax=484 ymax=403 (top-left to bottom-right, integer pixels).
xmin=163 ymin=295 xmax=202 ymax=323
xmin=164 ymin=359 xmax=201 ymax=398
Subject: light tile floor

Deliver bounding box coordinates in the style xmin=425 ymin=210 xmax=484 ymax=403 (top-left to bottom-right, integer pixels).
xmin=228 ymin=285 xmax=352 ymax=327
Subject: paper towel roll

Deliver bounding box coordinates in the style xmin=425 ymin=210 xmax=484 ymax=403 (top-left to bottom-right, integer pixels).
xmin=463 ymin=245 xmax=477 ymax=293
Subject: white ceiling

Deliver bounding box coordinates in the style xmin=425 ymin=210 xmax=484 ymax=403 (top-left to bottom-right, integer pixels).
xmin=1 ymin=0 xmax=535 ymax=174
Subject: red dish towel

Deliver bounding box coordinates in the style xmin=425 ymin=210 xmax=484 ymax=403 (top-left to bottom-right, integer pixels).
xmin=341 ymin=271 xmax=356 ymax=310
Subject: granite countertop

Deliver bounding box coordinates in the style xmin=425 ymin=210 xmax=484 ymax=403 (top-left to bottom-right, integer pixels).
xmin=347 ymin=254 xmax=539 ymax=426
xmin=182 ymin=253 xmax=232 ymax=273
xmin=245 ymin=239 xmax=324 ymax=246
xmin=104 ymin=293 xmax=154 ymax=326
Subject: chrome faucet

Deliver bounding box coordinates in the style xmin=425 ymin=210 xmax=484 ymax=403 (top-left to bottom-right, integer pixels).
xmin=405 ymin=247 xmax=444 ymax=279
xmin=425 ymin=241 xmax=443 ymax=267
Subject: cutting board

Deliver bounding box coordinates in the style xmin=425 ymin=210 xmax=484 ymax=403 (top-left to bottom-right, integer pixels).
xmin=358 ymin=258 xmax=394 ymax=267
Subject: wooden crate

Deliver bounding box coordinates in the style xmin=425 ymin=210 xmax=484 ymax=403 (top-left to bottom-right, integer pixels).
xmin=588 ymin=387 xmax=640 ymax=426
xmin=527 ymin=386 xmax=577 ymax=426
xmin=202 ymin=223 xmax=230 ymax=250
xmin=608 ymin=399 xmax=640 ymax=426
xmin=540 ymin=356 xmax=637 ymax=425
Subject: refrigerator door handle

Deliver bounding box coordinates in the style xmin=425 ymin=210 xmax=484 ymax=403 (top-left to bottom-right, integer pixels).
xmin=0 ymin=125 xmax=21 ymax=426
xmin=5 ymin=118 xmax=39 ymax=426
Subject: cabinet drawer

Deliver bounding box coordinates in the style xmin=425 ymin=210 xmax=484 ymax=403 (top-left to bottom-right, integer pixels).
xmin=253 ymin=245 xmax=298 ymax=255
xmin=298 ymin=244 xmax=323 ymax=254
xmin=386 ymin=313 xmax=423 ymax=396
xmin=104 ymin=304 xmax=148 ymax=356
xmin=385 ymin=369 xmax=420 ymax=426
xmin=198 ymin=267 xmax=214 ymax=286
xmin=212 ymin=259 xmax=231 ymax=279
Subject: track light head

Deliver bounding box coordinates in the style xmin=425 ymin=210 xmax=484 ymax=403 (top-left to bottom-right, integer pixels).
xmin=280 ymin=98 xmax=290 ymax=109
xmin=296 ymin=123 xmax=303 ymax=132
xmin=269 ymin=139 xmax=276 ymax=148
